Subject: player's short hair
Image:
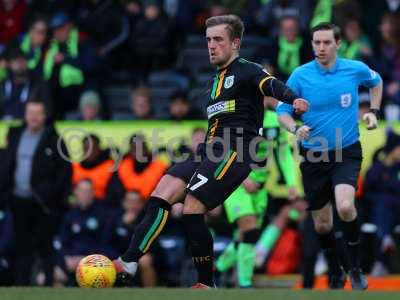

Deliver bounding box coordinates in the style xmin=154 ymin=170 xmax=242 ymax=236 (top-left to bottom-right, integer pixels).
xmin=205 ymin=14 xmax=244 ymax=41
xmin=311 ymin=22 xmax=341 ymax=41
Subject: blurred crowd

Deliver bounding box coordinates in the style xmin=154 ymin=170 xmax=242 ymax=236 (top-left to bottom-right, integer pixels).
xmin=0 ymin=0 xmax=400 ymax=121
xmin=0 ymin=0 xmax=400 ymax=288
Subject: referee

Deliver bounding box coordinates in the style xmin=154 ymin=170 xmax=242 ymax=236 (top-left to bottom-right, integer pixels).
xmin=277 ymin=22 xmax=382 ymax=290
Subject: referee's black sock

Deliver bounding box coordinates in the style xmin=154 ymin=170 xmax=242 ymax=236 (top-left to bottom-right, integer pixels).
xmin=121 ymin=197 xmax=171 ymax=262
xmin=183 ymin=214 xmax=214 ymax=287
xmin=317 ymin=230 xmax=341 ymax=275
xmin=342 ymin=217 xmax=361 ymax=270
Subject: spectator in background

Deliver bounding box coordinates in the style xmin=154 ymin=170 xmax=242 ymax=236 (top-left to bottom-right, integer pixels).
xmin=338 ymin=19 xmax=372 ymax=62
xmin=78 ymin=90 xmax=102 ymax=121
xmin=66 ymin=90 xmax=103 ymax=121
xmin=131 ymin=86 xmax=153 ymax=119
xmin=256 ymin=0 xmax=312 ymax=35
xmin=309 ymin=0 xmax=362 ymax=30
xmin=108 ymin=134 xmax=168 ymax=205
xmin=162 ymin=0 xmax=195 ymax=36
xmin=360 ymin=0 xmax=400 ymax=46
xmin=114 ymin=85 xmax=155 ymax=120
xmin=44 ymin=12 xmax=99 ymax=119
xmin=262 ymin=15 xmax=312 ymax=81
xmin=0 ymin=208 xmax=14 ymax=285
xmin=112 ymin=85 xmax=154 ymax=120
xmin=0 ymin=98 xmax=72 ymax=286
xmin=190 ymin=127 xmax=206 ymax=154
xmin=72 ymin=134 xmax=115 ymax=202
xmin=0 ymin=0 xmax=28 ymax=52
xmin=16 ymin=15 xmax=48 ymax=77
xmin=122 ymin=0 xmax=142 ymax=32
xmin=364 ymin=131 xmax=400 ymax=276
xmin=76 ymin=0 xmax=129 ymax=58
xmin=115 ymin=0 xmax=142 ymax=70
xmin=373 ymin=13 xmax=400 ymax=121
xmin=0 ymin=48 xmax=50 ymax=120
xmin=130 ymin=0 xmax=172 ymax=77
xmin=171 ymin=127 xmax=206 ymax=166
xmin=168 ymin=91 xmax=202 ymax=120
xmin=59 ymin=179 xmax=114 ymax=286
xmin=108 ymin=191 xmax=157 ymax=287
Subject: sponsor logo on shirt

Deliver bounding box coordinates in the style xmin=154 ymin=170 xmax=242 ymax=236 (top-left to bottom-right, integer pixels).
xmin=207 ymin=100 xmax=236 ymax=119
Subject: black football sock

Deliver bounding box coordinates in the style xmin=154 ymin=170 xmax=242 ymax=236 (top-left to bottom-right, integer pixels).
xmin=317 ymin=230 xmax=341 ymax=274
xmin=342 ymin=217 xmax=361 ymax=269
xmin=121 ymin=197 xmax=170 ymax=262
xmin=183 ymin=214 xmax=214 ymax=286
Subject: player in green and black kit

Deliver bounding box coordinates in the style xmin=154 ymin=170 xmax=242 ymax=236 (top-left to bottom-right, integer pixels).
xmin=114 ymin=15 xmax=309 ymax=288
xmin=215 ymin=104 xmax=299 ymax=287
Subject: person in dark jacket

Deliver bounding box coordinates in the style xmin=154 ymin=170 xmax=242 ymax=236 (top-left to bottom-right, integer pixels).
xmin=0 ymin=208 xmax=14 ymax=286
xmin=129 ymin=0 xmax=172 ymax=77
xmin=0 ymin=47 xmax=50 ymax=120
xmin=0 ymin=97 xmax=72 ymax=286
xmin=365 ymin=130 xmax=400 ymax=275
xmin=59 ymin=178 xmax=115 ymax=285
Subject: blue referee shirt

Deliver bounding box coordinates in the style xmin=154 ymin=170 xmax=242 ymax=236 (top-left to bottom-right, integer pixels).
xmin=276 ymin=58 xmax=382 ymax=151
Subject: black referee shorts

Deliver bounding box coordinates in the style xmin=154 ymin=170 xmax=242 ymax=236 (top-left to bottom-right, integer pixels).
xmin=166 ymin=143 xmax=252 ymax=210
xmin=299 ymin=141 xmax=362 ymax=211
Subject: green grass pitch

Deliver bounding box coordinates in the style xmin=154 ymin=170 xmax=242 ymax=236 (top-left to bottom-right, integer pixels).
xmin=1 ymin=288 xmax=399 ymax=300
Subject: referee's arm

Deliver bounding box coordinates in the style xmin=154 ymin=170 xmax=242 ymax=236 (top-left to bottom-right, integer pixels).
xmin=369 ymin=80 xmax=383 ymax=111
xmin=276 ymin=102 xmax=311 ymax=140
xmin=362 ymin=81 xmax=382 ymax=130
xmin=276 ymin=107 xmax=298 ymax=135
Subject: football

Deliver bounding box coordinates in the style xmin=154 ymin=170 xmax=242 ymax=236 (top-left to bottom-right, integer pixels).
xmin=75 ymin=254 xmax=116 ymax=288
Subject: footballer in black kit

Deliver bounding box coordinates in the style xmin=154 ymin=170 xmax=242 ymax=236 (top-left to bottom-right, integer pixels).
xmin=168 ymin=57 xmax=302 ymax=210
xmin=114 ymin=14 xmax=308 ymax=288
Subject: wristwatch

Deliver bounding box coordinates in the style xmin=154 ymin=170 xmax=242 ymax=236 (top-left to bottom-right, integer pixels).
xmin=291 ymin=125 xmax=300 ymax=134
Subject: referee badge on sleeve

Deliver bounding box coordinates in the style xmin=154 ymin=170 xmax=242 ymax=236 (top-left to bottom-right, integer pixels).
xmin=340 ymin=93 xmax=352 ymax=108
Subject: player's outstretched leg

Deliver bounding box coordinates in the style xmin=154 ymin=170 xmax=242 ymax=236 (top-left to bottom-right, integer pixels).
xmin=115 ymin=175 xmax=186 ymax=283
xmin=183 ymin=195 xmax=215 ymax=288
xmin=115 ymin=197 xmax=171 ymax=275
